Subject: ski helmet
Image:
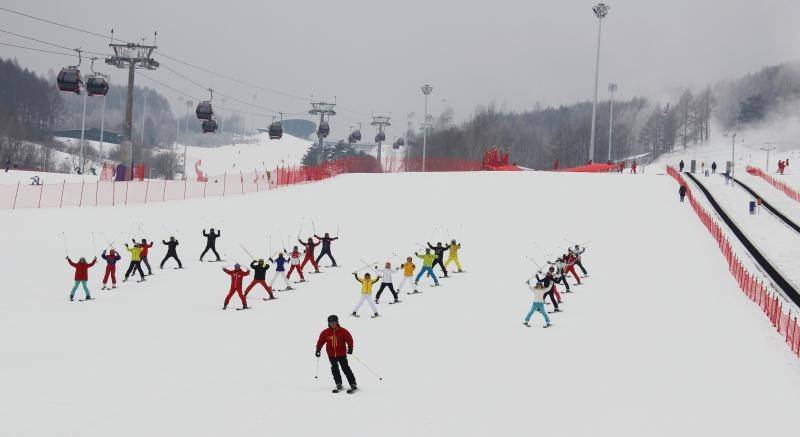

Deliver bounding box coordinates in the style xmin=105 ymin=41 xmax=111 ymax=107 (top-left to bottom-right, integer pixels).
xmin=234 ymin=263 xmax=241 ymax=269
xmin=327 ymin=314 xmax=339 ymax=323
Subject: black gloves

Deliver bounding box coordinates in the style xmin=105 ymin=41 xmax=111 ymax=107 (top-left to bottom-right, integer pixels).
xmin=315 ymin=350 xmax=321 ymax=358
xmin=347 ymin=347 xmax=353 ymax=355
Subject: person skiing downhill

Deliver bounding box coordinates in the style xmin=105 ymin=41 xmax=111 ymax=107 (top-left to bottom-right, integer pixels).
xmin=123 ymin=243 xmax=146 ymax=282
xmin=351 ymin=272 xmax=380 ymax=318
xmin=315 ymin=315 xmax=358 ymax=393
xmin=571 ymin=245 xmax=589 ymax=277
xmin=375 ymin=262 xmax=400 ymax=304
xmin=524 ymin=279 xmax=552 ymax=328
xmin=67 ymin=256 xmax=97 ymax=301
xmin=100 ymin=249 xmax=121 ymax=289
xmin=299 ymin=237 xmax=321 ymax=273
xmin=314 ymin=232 xmax=339 ymax=267
xmin=222 ymin=263 xmax=250 ymax=310
xmin=427 ymin=242 xmax=450 ymax=278
xmin=287 ymin=246 xmax=306 ymax=282
xmin=245 ymin=259 xmax=275 ymax=300
xmin=134 ymin=238 xmax=154 ymax=275
xmin=679 ymin=185 xmax=687 ymax=203
xmin=200 ymin=228 xmax=222 ymax=262
xmin=269 ymin=252 xmax=293 ymax=291
xmin=160 ymin=237 xmax=183 ymax=269
xmin=444 ymin=239 xmax=464 ymax=272
xmin=397 ymin=257 xmax=417 ymax=293
xmin=414 ymin=249 xmax=440 ymax=287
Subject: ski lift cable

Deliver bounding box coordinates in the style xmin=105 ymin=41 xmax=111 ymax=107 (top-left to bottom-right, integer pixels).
xmin=0 ymin=41 xmax=74 ymax=57
xmin=0 ymin=6 xmax=374 ymax=118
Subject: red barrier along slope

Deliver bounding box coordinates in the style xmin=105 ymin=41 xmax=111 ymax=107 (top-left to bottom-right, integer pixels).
xmin=667 ymin=166 xmax=800 ymax=358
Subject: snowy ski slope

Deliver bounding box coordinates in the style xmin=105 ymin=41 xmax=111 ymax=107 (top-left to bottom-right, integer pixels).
xmin=2 ymin=170 xmax=800 ymax=436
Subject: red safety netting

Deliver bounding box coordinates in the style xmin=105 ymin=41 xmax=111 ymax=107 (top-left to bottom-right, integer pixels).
xmin=0 ymin=155 xmax=488 ymax=209
xmin=560 ymin=163 xmax=620 ymax=173
xmin=667 ymin=166 xmax=800 ymax=358
xmin=746 ymin=166 xmax=800 ymax=202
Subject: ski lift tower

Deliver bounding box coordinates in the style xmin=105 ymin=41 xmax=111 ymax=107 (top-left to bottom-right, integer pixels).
xmin=309 ymin=101 xmax=337 ymax=162
xmin=371 ymin=115 xmax=391 ymax=171
xmin=105 ymin=37 xmax=159 ymax=170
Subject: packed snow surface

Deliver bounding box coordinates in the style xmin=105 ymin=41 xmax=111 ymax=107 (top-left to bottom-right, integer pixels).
xmin=184 ymin=133 xmax=312 ymax=176
xmin=2 ymin=171 xmax=800 ymax=436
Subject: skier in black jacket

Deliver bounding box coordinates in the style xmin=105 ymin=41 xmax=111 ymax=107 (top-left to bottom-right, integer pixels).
xmin=200 ymin=228 xmax=222 ymax=261
xmin=427 ymin=242 xmax=450 ymax=277
xmin=160 ymin=236 xmax=182 ymax=268
xmin=314 ymin=233 xmax=339 ymax=267
xmin=679 ymin=185 xmax=687 ymax=203
xmin=245 ymin=259 xmax=274 ymax=299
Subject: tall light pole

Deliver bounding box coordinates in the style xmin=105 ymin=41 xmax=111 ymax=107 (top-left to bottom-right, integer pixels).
xmin=251 ymin=95 xmax=257 ymax=135
xmin=140 ymin=90 xmax=148 ymax=145
xmin=607 ymin=82 xmax=617 ymax=161
xmin=78 ymin=77 xmax=88 ymax=171
xmin=588 ymin=2 xmax=610 ymax=164
xmin=176 ymin=97 xmax=182 ymax=148
xmin=221 ymin=98 xmax=227 ymax=137
xmin=421 ymin=84 xmax=433 ymax=172
xmin=723 ymin=132 xmax=737 ymax=182
xmin=183 ymin=100 xmax=192 ymax=180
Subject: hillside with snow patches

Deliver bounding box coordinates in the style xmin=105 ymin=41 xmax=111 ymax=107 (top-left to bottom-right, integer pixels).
xmin=2 ymin=168 xmax=800 ymax=436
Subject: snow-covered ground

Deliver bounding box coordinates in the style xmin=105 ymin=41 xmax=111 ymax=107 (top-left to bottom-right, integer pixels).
xmin=2 ymin=170 xmax=800 ymax=436
xmin=184 ymin=133 xmax=312 ymax=177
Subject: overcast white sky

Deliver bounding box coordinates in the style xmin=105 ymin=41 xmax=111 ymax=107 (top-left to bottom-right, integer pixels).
xmin=1 ymin=0 xmax=799 ymax=136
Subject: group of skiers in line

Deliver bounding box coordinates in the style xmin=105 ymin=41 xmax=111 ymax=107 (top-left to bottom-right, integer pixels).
xmin=65 ymin=235 xmax=184 ymax=301
xmin=348 ymin=240 xmax=465 ymax=318
xmin=218 ymin=232 xmax=341 ymax=310
xmin=522 ymin=244 xmax=589 ymax=328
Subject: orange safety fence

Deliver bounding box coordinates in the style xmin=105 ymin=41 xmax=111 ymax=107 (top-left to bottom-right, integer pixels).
xmin=746 ymin=166 xmax=800 ymax=202
xmin=667 ymin=166 xmax=800 ymax=358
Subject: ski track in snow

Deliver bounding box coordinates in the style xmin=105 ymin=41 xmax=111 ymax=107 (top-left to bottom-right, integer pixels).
xmin=2 ymin=171 xmax=800 ymax=436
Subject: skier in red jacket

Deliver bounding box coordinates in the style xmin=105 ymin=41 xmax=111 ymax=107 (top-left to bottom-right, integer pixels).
xmin=299 ymin=237 xmax=321 ymax=273
xmin=135 ymin=238 xmax=154 ymax=275
xmin=316 ymin=314 xmax=358 ymax=393
xmin=222 ymin=263 xmax=250 ymax=310
xmin=67 ymin=256 xmax=97 ymax=301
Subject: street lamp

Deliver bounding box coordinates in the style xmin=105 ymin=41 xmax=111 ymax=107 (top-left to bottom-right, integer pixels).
xmin=421 ymin=84 xmax=434 ymax=172
xmin=588 ymin=2 xmax=610 ymax=164
xmin=607 ymin=82 xmax=617 ymax=161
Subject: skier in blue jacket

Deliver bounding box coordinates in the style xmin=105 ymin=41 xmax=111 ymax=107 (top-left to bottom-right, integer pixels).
xmin=269 ymin=252 xmax=293 ymax=291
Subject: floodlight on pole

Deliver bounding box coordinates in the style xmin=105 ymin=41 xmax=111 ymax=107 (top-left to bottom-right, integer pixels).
xmin=421 ymin=84 xmax=434 ymax=172
xmin=608 ymin=82 xmax=617 ymax=161
xmin=588 ymin=2 xmax=610 ymax=164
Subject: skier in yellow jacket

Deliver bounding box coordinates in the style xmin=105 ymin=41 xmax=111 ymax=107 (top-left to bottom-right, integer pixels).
xmin=123 ymin=243 xmax=146 ymax=282
xmin=351 ymin=272 xmax=380 ymax=318
xmin=444 ymin=239 xmax=464 ymax=273
xmin=397 ymin=256 xmax=418 ymax=294
xmin=414 ymin=249 xmax=440 ymax=287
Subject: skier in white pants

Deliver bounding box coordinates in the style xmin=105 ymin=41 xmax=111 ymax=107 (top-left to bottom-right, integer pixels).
xmin=397 ymin=256 xmax=417 ymax=293
xmin=268 ymin=252 xmax=293 ymax=291
xmin=352 ymin=272 xmax=380 ymax=318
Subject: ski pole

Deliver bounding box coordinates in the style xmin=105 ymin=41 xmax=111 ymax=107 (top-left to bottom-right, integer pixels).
xmin=61 ymin=232 xmax=69 ymax=257
xmin=314 ymin=355 xmax=321 ymax=379
xmin=359 ymin=259 xmax=379 ymax=275
xmin=91 ymin=232 xmax=97 ymax=254
xmin=352 ymin=354 xmax=383 ymax=381
xmin=311 ymin=218 xmax=317 ymax=235
xmin=336 ymin=224 xmax=340 ymax=238
xmin=239 ymin=243 xmax=256 ymax=260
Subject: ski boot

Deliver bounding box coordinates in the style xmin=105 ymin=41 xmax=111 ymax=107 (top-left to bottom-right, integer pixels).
xmin=347 ymin=385 xmax=358 ymax=394
xmin=332 ymin=384 xmax=344 ymax=393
